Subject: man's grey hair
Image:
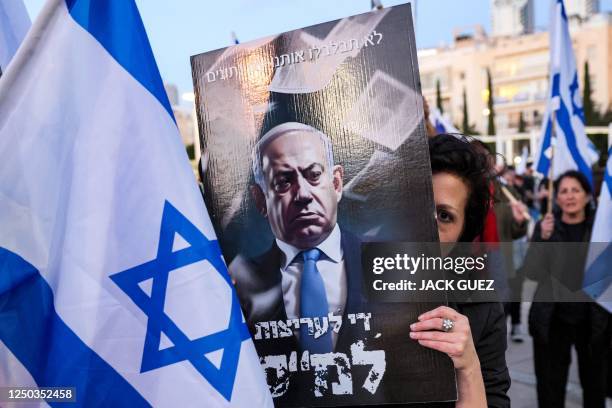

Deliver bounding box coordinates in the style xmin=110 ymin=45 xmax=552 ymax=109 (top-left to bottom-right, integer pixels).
xmin=252 ymin=122 xmax=335 ymax=191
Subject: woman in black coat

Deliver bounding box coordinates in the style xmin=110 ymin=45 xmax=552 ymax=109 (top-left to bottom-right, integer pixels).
xmin=522 ymin=170 xmax=611 ymax=407
xmin=409 ymin=134 xmax=511 ymax=407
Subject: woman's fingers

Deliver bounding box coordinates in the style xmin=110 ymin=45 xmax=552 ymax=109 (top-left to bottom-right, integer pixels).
xmin=417 ymin=339 xmax=463 ymax=356
xmin=510 ymin=201 xmax=528 ymax=223
xmin=541 ymin=214 xmax=554 ymax=239
xmin=411 ymin=316 xmax=468 ymax=333
xmin=410 ymin=318 xmax=445 ymax=332
xmin=418 ymin=305 xmax=461 ymax=322
xmin=410 ymin=330 xmax=467 ymax=344
xmin=412 ymin=306 xmax=479 ymax=371
xmin=542 ymin=213 xmax=554 ymax=228
xmin=411 ymin=305 xmax=485 ymax=403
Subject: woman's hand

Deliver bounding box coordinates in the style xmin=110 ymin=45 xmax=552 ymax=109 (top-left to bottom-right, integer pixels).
xmin=410 ymin=306 xmax=479 ymax=371
xmin=510 ymin=200 xmax=528 ymax=224
xmin=411 ymin=306 xmax=486 ymax=407
xmin=540 ymin=213 xmax=554 ymax=240
xmin=537 ymin=187 xmax=549 ymax=200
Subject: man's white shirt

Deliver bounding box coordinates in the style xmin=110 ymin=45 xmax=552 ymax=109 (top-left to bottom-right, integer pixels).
xmin=276 ymin=224 xmax=347 ymax=346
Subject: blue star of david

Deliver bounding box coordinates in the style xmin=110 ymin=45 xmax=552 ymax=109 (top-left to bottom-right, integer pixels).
xmin=569 ymin=72 xmax=585 ymax=124
xmin=110 ymin=201 xmax=251 ymax=401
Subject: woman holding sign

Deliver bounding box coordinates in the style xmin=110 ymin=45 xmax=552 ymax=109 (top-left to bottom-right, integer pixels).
xmin=410 ymin=134 xmax=511 ymax=407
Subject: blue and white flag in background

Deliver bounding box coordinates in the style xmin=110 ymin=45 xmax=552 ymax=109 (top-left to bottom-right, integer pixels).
xmin=429 ymin=107 xmax=460 ymax=135
xmin=535 ymin=0 xmax=598 ymax=185
xmin=0 ymin=0 xmax=272 ymax=406
xmin=0 ymin=0 xmax=31 ymax=73
xmin=583 ymin=147 xmax=612 ymax=312
xmin=516 ymin=146 xmax=529 ymax=175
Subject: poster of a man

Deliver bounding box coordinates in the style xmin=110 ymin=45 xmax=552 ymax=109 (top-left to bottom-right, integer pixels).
xmin=230 ymin=122 xmax=364 ymax=354
xmin=191 ymin=4 xmax=456 ymax=406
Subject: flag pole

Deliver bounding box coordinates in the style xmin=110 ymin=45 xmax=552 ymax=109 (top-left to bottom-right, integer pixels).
xmin=547 ymin=97 xmax=560 ymax=214
xmin=371 ymin=0 xmax=384 ymax=10
xmin=547 ymin=136 xmax=555 ymax=214
xmin=501 ymin=185 xmax=532 ymax=221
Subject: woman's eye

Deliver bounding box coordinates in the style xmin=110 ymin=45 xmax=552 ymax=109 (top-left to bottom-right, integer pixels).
xmin=437 ymin=209 xmax=454 ymax=224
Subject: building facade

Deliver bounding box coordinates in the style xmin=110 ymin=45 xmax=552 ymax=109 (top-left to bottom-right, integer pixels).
xmin=491 ymin=0 xmax=534 ymax=37
xmin=419 ymin=12 xmax=612 ymax=136
xmin=565 ymin=0 xmax=600 ymax=20
xmin=164 ymin=84 xmax=198 ymax=153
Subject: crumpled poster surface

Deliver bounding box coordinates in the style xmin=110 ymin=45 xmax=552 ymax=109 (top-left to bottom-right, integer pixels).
xmin=191 ymin=4 xmax=456 ymax=406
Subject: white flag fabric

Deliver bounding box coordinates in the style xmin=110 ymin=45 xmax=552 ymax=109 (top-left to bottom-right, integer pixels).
xmin=0 ymin=0 xmax=272 ymax=406
xmin=583 ymin=147 xmax=612 ymax=312
xmin=535 ymin=0 xmax=598 ymax=185
xmin=429 ymin=107 xmax=460 ymax=135
xmin=0 ymin=0 xmax=31 ymax=72
xmin=516 ymin=146 xmax=529 ymax=175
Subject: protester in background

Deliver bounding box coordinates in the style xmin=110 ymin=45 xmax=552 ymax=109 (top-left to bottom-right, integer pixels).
xmin=470 ymin=140 xmax=501 ymax=244
xmin=422 ymin=96 xmax=438 ymax=137
xmin=495 ymin=165 xmax=529 ymax=342
xmin=536 ymin=178 xmax=550 ymax=217
xmin=522 ymin=170 xmax=611 ymax=408
xmin=468 ymin=141 xmax=512 ymax=307
xmin=522 ymin=162 xmax=538 ymax=220
xmin=500 ymin=165 xmax=516 ymax=188
xmin=513 ymin=174 xmax=526 ymax=201
xmin=494 ymin=161 xmax=506 ymax=179
xmin=410 ymin=134 xmax=510 ymax=408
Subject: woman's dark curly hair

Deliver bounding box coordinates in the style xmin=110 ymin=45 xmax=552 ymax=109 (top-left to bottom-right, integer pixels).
xmin=428 ymin=134 xmax=492 ymax=242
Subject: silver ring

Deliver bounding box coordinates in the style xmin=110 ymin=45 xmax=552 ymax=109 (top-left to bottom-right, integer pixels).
xmin=442 ymin=318 xmax=454 ymax=332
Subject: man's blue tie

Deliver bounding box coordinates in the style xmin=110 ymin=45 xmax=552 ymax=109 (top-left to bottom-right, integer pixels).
xmin=299 ymin=248 xmax=333 ymax=353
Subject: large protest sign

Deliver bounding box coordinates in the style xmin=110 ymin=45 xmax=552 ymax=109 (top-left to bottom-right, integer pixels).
xmin=191 ymin=4 xmax=456 ymax=406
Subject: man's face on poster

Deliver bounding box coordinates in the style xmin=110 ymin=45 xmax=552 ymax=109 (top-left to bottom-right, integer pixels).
xmin=255 ymin=131 xmax=344 ymax=249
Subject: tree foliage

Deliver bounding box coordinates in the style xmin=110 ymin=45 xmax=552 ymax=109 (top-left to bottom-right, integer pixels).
xmin=436 ymin=79 xmax=443 ymax=114
xmin=487 ymin=68 xmax=496 ymax=136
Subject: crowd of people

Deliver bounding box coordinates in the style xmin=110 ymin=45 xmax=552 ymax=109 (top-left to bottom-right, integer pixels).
xmin=487 ymin=151 xmax=610 ymax=407
xmin=423 ymin=95 xmax=610 ymax=406
xmin=197 ymin=106 xmax=609 ymax=406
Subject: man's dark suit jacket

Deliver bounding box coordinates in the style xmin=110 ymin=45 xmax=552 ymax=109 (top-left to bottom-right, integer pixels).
xmin=231 ymin=229 xmax=378 ymax=406
xmin=230 ymin=230 xmax=509 ymax=407
xmin=231 ymin=229 xmax=367 ymax=356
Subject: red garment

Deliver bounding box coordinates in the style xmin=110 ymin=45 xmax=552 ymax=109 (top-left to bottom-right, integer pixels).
xmin=475 ymin=182 xmax=500 ymax=243
xmin=480 ymin=207 xmax=500 ymax=243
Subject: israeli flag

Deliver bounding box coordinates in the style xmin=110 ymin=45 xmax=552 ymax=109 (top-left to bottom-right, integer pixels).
xmin=535 ymin=0 xmax=599 ymax=185
xmin=516 ymin=146 xmax=529 ymax=175
xmin=429 ymin=107 xmax=460 ymax=135
xmin=0 ymin=0 xmax=272 ymax=406
xmin=0 ymin=0 xmax=31 ymax=73
xmin=583 ymin=147 xmax=612 ymax=312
